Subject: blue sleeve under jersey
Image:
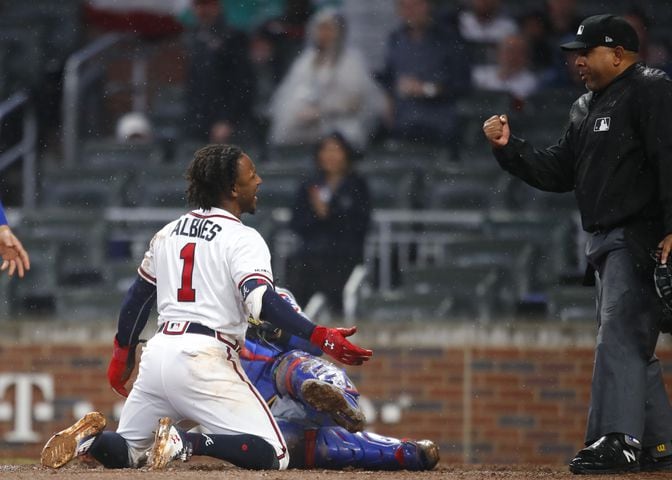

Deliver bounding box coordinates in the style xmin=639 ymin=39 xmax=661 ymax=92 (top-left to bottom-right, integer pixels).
xmin=0 ymin=200 xmax=7 ymax=225
xmin=261 ymin=288 xmax=317 ymax=340
xmin=116 ymin=275 xmax=156 ymax=346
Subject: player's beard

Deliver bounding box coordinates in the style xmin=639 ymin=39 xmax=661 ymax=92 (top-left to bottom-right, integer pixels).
xmin=246 ymin=196 xmax=257 ymax=215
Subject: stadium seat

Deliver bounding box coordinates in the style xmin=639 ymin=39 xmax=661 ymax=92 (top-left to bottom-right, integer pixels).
xmin=546 ymin=285 xmax=596 ymax=323
xmin=40 ymin=174 xmax=128 ymax=208
xmin=80 ymin=140 xmax=164 ymax=169
xmin=256 ymin=172 xmax=302 ymax=210
xmin=484 ymin=211 xmax=578 ymax=292
xmin=8 ymin=238 xmax=58 ymax=316
xmin=400 ymin=265 xmax=499 ymax=322
xmin=3 ymin=1 xmax=82 ymax=73
xmin=442 ymin=237 xmax=535 ymax=311
xmin=0 ymin=26 xmax=45 ymax=95
xmin=55 ymin=285 xmax=127 ymax=321
xmin=135 ymin=178 xmax=189 ymax=208
xmin=356 ymin=167 xmax=418 ymax=209
xmin=172 ymin=140 xmax=204 ymax=166
xmin=427 ymin=180 xmax=495 ymax=210
xmin=359 ymin=284 xmax=455 ymax=323
xmin=266 ymin=144 xmax=314 ymax=165
xmin=18 ymin=209 xmax=108 ymax=288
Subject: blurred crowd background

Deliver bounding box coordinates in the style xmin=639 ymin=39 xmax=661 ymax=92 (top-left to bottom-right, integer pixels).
xmin=0 ymin=0 xmax=670 ymax=325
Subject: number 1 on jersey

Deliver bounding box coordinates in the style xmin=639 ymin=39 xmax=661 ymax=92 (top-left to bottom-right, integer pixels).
xmin=178 ymin=242 xmax=196 ymax=302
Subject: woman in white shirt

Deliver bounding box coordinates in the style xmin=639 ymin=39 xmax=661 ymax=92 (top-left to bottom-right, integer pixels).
xmin=268 ymin=8 xmax=385 ymax=150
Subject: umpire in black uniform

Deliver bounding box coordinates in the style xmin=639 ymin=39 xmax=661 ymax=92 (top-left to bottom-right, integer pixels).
xmin=483 ymin=14 xmax=672 ymax=474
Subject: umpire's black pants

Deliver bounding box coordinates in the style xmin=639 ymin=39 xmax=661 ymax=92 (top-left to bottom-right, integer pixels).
xmin=585 ymin=227 xmax=672 ymax=446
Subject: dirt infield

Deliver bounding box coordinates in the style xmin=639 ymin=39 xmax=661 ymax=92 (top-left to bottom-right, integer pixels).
xmin=2 ymin=461 xmax=670 ymax=480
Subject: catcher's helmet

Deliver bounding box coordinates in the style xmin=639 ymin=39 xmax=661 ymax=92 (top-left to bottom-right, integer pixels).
xmin=655 ymin=261 xmax=672 ymax=311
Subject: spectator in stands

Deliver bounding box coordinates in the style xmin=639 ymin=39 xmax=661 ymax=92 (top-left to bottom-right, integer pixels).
xmin=518 ymin=10 xmax=555 ymax=71
xmin=623 ymin=8 xmax=672 ymax=76
xmin=248 ymin=22 xmax=284 ymax=155
xmin=377 ymin=0 xmax=471 ymax=159
xmin=115 ymin=112 xmax=154 ymax=144
xmin=268 ymin=8 xmax=385 ymax=150
xmin=287 ymin=132 xmax=371 ymax=313
xmin=543 ymin=0 xmax=581 ymax=43
xmin=341 ymin=0 xmax=399 ymax=74
xmin=0 ymin=200 xmax=29 ymax=278
xmin=270 ymin=0 xmax=316 ymax=68
xmin=183 ymin=0 xmax=254 ymax=144
xmin=457 ymin=0 xmax=517 ymax=44
xmin=539 ymin=49 xmax=585 ymax=94
xmin=472 ymin=33 xmax=539 ymax=108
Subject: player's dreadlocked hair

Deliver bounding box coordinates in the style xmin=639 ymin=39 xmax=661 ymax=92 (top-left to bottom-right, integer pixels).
xmin=185 ymin=144 xmax=242 ymax=210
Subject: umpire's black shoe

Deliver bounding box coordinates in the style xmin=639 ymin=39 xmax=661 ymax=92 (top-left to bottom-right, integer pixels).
xmin=569 ymin=433 xmax=641 ymax=474
xmin=640 ymin=441 xmax=672 ymax=472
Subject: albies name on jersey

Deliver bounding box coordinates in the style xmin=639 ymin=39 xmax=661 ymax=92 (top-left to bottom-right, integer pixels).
xmin=170 ymin=216 xmax=223 ymax=242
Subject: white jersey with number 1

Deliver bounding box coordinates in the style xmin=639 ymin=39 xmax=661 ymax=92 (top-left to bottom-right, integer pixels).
xmin=137 ymin=207 xmax=273 ymax=343
xmin=116 ymin=206 xmax=288 ymax=468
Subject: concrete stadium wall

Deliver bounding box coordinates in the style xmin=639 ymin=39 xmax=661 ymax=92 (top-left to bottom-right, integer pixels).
xmin=1 ymin=323 xmax=671 ymax=466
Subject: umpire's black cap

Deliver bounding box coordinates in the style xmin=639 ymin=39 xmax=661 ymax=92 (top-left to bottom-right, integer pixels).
xmin=560 ymin=14 xmax=639 ymax=52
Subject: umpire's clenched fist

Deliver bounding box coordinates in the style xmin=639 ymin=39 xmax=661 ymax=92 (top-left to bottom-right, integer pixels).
xmin=483 ymin=114 xmax=510 ymax=148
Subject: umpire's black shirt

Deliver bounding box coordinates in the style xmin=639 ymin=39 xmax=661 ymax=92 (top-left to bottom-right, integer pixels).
xmin=494 ymin=62 xmax=672 ymax=235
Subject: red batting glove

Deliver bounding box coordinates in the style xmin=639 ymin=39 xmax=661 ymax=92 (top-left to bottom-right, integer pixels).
xmin=107 ymin=337 xmax=138 ymax=398
xmin=310 ymin=326 xmax=373 ymax=366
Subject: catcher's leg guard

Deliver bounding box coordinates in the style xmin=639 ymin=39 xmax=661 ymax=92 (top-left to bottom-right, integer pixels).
xmin=275 ymin=419 xmax=307 ymax=468
xmin=308 ymin=427 xmax=439 ymax=471
xmin=274 ymin=351 xmax=364 ymax=432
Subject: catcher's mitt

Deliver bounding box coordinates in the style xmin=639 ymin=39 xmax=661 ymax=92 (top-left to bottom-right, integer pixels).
xmin=653 ymin=249 xmax=672 ymax=332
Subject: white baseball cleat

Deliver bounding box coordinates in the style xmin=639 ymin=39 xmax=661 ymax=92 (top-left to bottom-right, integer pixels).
xmin=147 ymin=417 xmax=192 ymax=470
xmin=40 ymin=411 xmax=106 ymax=469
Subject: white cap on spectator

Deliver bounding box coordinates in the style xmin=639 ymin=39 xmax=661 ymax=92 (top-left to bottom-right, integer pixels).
xmin=116 ymin=112 xmax=153 ymax=143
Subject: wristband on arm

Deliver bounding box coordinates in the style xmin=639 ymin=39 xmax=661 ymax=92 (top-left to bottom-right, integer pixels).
xmin=260 ymin=289 xmax=373 ymax=365
xmin=0 ymin=201 xmax=8 ymax=226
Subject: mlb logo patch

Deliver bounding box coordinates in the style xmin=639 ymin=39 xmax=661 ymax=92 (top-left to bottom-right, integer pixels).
xmin=165 ymin=321 xmax=188 ymax=334
xmin=577 ymin=25 xmax=584 ymax=35
xmin=594 ymin=117 xmax=610 ymax=132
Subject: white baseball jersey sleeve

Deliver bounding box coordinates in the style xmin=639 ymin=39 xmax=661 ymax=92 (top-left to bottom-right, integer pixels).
xmin=137 ymin=207 xmax=274 ymax=343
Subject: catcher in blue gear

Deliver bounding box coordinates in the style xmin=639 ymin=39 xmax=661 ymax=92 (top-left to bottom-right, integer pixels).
xmin=240 ymin=287 xmax=440 ymax=470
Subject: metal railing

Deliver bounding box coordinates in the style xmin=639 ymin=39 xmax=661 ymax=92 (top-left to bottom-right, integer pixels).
xmin=370 ymin=209 xmax=485 ymax=291
xmin=61 ymin=33 xmax=131 ymax=167
xmin=0 ymin=91 xmax=37 ymax=208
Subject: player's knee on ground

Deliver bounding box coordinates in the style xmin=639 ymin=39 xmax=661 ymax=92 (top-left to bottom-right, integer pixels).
xmin=231 ymin=435 xmax=283 ymax=470
xmin=88 ymin=431 xmax=132 ymax=469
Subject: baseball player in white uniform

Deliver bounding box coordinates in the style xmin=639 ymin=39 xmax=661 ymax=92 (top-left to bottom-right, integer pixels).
xmin=40 ymin=144 xmax=373 ymax=471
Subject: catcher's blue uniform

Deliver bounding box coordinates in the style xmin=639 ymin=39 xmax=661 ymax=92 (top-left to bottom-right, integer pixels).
xmin=240 ymin=288 xmax=439 ymax=470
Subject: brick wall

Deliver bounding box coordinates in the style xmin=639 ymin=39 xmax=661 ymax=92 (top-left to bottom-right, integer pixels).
xmin=1 ymin=339 xmax=672 ymax=465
